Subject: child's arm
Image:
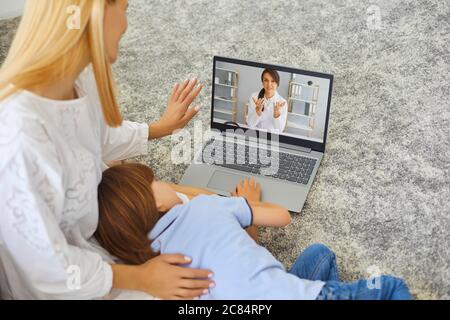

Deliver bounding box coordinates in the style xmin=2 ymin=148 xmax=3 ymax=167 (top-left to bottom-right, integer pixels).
xmin=247 ymin=200 xmax=292 ymax=227
xmin=168 ymin=180 xmax=292 ymax=227
xmin=167 ymin=182 xmax=259 ymax=241
xmin=166 ymin=183 xmax=215 ymax=199
xmin=232 ymin=178 xmax=292 ymax=227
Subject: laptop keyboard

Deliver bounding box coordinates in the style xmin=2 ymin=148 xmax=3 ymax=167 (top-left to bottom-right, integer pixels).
xmin=198 ymin=140 xmax=317 ymax=185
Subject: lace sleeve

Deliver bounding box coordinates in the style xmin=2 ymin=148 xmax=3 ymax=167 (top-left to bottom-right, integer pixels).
xmin=78 ymin=66 xmax=149 ymax=162
xmin=0 ymin=112 xmax=112 ymax=299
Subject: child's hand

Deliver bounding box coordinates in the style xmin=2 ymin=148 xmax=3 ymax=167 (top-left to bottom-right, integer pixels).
xmin=230 ymin=177 xmax=261 ymax=202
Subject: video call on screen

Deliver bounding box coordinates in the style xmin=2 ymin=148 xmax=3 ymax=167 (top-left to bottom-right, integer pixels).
xmin=213 ymin=61 xmax=331 ymax=143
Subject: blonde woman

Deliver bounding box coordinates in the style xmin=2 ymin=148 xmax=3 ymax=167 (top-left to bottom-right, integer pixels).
xmin=0 ymin=0 xmax=214 ymax=299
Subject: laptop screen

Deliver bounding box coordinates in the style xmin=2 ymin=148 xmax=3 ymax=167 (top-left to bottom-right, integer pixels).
xmin=211 ymin=57 xmax=333 ymax=150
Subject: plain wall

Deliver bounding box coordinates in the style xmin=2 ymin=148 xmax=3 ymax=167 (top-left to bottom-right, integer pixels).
xmin=0 ymin=0 xmax=26 ymax=20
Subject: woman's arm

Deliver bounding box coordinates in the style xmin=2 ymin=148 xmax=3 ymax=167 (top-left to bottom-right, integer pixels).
xmin=111 ymin=255 xmax=214 ymax=299
xmin=149 ymin=79 xmax=203 ymax=139
xmin=94 ymin=74 xmax=202 ymax=160
xmin=101 ymin=120 xmax=149 ymax=162
xmin=0 ymin=126 xmax=113 ymax=299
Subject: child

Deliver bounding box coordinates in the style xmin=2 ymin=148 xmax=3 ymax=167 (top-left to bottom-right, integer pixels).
xmin=95 ymin=163 xmax=412 ymax=300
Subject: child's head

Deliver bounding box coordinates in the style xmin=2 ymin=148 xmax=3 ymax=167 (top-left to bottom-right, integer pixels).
xmin=95 ymin=163 xmax=180 ymax=265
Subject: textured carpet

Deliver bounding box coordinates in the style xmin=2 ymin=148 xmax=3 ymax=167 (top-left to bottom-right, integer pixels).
xmin=1 ymin=0 xmax=449 ymax=300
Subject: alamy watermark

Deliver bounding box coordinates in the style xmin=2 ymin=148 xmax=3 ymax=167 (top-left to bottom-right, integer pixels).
xmin=66 ymin=265 xmax=81 ymax=291
xmin=366 ymin=5 xmax=383 ymax=30
xmin=366 ymin=265 xmax=382 ymax=290
xmin=66 ymin=5 xmax=81 ymax=30
xmin=171 ymin=121 xmax=280 ymax=176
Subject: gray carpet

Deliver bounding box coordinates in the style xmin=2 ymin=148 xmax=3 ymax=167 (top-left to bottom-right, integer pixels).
xmin=1 ymin=0 xmax=449 ymax=300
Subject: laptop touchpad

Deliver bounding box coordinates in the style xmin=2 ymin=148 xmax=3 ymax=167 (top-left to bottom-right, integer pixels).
xmin=207 ymin=170 xmax=249 ymax=193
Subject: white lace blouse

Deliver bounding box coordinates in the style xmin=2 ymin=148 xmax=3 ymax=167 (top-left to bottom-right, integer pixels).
xmin=0 ymin=66 xmax=149 ymax=299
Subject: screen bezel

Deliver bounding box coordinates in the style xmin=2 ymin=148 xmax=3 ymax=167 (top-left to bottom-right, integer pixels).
xmin=211 ymin=56 xmax=334 ymax=153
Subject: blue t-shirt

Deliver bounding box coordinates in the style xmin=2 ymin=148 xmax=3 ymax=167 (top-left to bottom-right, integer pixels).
xmin=148 ymin=195 xmax=324 ymax=299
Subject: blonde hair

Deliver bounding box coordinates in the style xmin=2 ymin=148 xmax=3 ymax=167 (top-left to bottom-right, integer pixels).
xmin=0 ymin=0 xmax=122 ymax=127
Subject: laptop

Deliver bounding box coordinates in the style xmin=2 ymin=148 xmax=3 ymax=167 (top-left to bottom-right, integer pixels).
xmin=181 ymin=56 xmax=333 ymax=213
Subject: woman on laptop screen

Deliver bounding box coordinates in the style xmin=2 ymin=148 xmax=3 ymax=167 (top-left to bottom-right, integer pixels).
xmin=246 ymin=69 xmax=288 ymax=132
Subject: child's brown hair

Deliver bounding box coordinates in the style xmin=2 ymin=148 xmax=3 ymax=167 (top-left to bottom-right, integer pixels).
xmin=95 ymin=163 xmax=161 ymax=265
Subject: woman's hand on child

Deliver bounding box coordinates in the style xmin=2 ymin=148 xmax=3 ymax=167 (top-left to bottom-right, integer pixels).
xmin=149 ymin=78 xmax=204 ymax=139
xmin=137 ymin=254 xmax=214 ymax=299
xmin=231 ymin=177 xmax=261 ymax=202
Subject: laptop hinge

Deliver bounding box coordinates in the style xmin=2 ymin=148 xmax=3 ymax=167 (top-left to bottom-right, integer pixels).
xmin=278 ymin=142 xmax=312 ymax=153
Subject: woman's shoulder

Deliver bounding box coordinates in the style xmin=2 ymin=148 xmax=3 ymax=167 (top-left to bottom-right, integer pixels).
xmin=76 ymin=64 xmax=99 ymax=97
xmin=77 ymin=64 xmax=96 ymax=86
xmin=0 ymin=96 xmax=60 ymax=172
xmin=0 ymin=88 xmax=73 ymax=139
xmin=75 ymin=65 xmax=103 ymax=119
xmin=0 ymin=91 xmax=45 ymax=126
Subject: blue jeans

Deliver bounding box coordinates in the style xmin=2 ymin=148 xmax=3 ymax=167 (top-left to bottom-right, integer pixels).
xmin=288 ymin=243 xmax=413 ymax=300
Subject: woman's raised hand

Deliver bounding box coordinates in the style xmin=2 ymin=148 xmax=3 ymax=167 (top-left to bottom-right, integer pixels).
xmin=252 ymin=96 xmax=265 ymax=116
xmin=136 ymin=254 xmax=214 ymax=299
xmin=273 ymin=101 xmax=286 ymax=119
xmin=149 ymin=78 xmax=204 ymax=139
